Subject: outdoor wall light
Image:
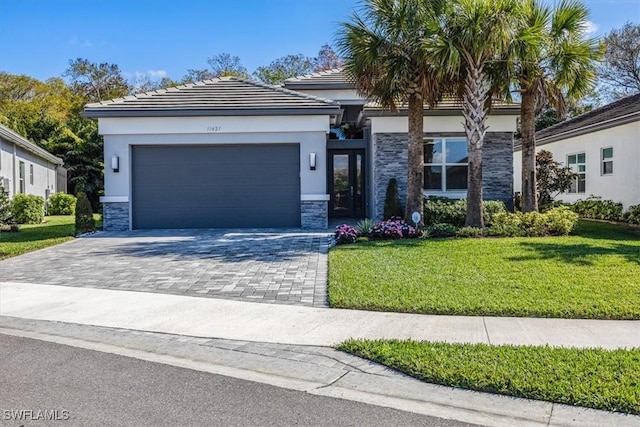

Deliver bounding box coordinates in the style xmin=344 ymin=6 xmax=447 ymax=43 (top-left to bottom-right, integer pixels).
xmin=111 ymin=155 xmax=120 ymax=173
xmin=309 ymin=152 xmax=317 ymax=171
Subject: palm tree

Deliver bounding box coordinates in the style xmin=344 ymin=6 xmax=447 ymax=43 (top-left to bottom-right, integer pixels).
xmin=336 ymin=0 xmax=447 ymax=225
xmin=426 ymin=0 xmax=523 ymax=228
xmin=515 ymin=0 xmax=600 ymax=212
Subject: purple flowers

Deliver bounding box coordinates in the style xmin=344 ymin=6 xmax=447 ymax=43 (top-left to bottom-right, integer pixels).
xmin=334 ymin=218 xmax=421 ymax=245
xmin=334 ymin=224 xmax=358 ymax=244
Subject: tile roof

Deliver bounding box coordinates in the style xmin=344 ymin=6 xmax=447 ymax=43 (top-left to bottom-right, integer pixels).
xmin=283 ymin=69 xmax=355 ymax=89
xmin=364 ymin=98 xmax=520 ymax=115
xmin=534 ymin=92 xmax=640 ymax=144
xmin=83 ymin=77 xmax=341 ymax=118
xmin=0 ymin=124 xmax=63 ymax=165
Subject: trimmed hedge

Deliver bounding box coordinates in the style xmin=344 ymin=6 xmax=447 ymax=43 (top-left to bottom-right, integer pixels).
xmin=47 ymin=192 xmax=77 ymax=215
xmin=424 ymin=197 xmax=507 ymax=226
xmin=573 ymin=197 xmax=624 ymax=221
xmin=11 ymin=194 xmax=45 ymax=224
xmin=488 ymin=207 xmax=579 ymax=236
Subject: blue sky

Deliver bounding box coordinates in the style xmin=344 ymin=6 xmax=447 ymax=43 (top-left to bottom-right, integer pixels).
xmin=0 ymin=0 xmax=638 ymax=83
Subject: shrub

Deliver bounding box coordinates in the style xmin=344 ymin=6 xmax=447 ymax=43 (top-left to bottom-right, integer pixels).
xmin=572 ymin=197 xmax=624 ymax=221
xmin=11 ymin=194 xmax=45 ymax=224
xmin=334 ymin=224 xmax=358 ymax=245
xmin=355 ymin=218 xmax=375 ymax=236
xmin=489 ymin=207 xmax=578 ymax=237
xmin=0 ymin=223 xmax=20 ymax=232
xmin=0 ymin=183 xmax=12 ymax=225
xmin=369 ymin=218 xmax=421 ymax=240
xmin=75 ymin=192 xmax=95 ymax=234
xmin=47 ymin=192 xmax=77 ymax=215
xmin=456 ymin=226 xmax=483 ymax=238
xmin=425 ymin=223 xmax=458 ymax=238
xmin=424 ymin=197 xmax=506 ymax=227
xmin=383 ymin=178 xmax=403 ymax=219
xmin=624 ymin=205 xmax=640 ymax=225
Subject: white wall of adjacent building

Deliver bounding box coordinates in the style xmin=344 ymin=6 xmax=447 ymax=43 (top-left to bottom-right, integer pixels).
xmin=0 ymin=137 xmax=59 ymax=199
xmin=514 ymin=120 xmax=640 ymax=209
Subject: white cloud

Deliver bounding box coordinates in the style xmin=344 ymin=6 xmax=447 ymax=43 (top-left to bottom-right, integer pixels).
xmin=147 ymin=69 xmax=168 ymax=80
xmin=584 ymin=20 xmax=599 ymax=35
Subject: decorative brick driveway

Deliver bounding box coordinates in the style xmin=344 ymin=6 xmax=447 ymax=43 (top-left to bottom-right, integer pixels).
xmin=0 ymin=229 xmax=331 ymax=307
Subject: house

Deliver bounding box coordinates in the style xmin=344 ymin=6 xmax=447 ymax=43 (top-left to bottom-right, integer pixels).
xmin=513 ymin=93 xmax=640 ymax=210
xmin=84 ymin=69 xmax=519 ymax=231
xmin=0 ymin=124 xmax=65 ymax=200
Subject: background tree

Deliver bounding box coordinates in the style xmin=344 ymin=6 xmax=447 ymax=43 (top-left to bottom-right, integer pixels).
xmin=536 ymin=150 xmax=576 ymax=208
xmin=253 ymin=54 xmax=313 ymax=85
xmin=313 ymin=44 xmax=343 ymax=71
xmin=598 ymin=22 xmax=640 ymax=100
xmin=337 ymin=0 xmax=446 ymax=226
xmin=181 ymin=53 xmax=248 ymax=83
xmin=513 ymin=0 xmax=600 ymax=213
xmin=63 ymin=58 xmax=131 ymax=102
xmin=427 ymin=0 xmax=521 ymax=228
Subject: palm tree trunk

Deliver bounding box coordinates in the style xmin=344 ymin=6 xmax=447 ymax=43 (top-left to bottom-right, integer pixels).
xmin=405 ymin=93 xmax=425 ymax=225
xmin=520 ymin=91 xmax=538 ymax=212
xmin=461 ymin=66 xmax=488 ymax=228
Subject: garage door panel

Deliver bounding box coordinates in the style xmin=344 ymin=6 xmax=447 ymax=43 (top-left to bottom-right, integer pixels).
xmin=132 ymin=145 xmax=301 ymax=229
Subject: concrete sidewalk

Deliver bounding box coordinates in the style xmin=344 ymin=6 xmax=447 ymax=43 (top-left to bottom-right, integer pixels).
xmin=2 ymin=281 xmax=639 ymax=349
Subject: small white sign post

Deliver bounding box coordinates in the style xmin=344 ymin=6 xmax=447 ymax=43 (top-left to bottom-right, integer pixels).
xmin=411 ymin=211 xmax=421 ymax=229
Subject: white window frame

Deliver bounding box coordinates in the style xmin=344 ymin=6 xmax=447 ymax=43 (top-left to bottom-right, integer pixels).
xmin=567 ymin=152 xmax=586 ymax=194
xmin=601 ymin=147 xmax=613 ymax=176
xmin=424 ymin=137 xmax=468 ymax=194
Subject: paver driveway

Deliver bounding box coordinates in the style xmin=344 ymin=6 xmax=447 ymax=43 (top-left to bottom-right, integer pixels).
xmin=0 ymin=229 xmax=331 ymax=307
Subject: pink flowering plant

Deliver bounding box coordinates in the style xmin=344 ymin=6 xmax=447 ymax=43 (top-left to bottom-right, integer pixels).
xmin=369 ymin=218 xmax=422 ymax=240
xmin=334 ymin=224 xmax=359 ymax=245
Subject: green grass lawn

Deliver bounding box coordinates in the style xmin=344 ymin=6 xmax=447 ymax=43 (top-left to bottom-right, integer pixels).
xmin=329 ymin=221 xmax=640 ymax=319
xmin=0 ymin=215 xmax=101 ymax=260
xmin=338 ymin=339 xmax=640 ymax=415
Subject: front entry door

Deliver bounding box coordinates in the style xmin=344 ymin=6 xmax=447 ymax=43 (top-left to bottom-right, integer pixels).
xmin=329 ymin=150 xmax=365 ymax=218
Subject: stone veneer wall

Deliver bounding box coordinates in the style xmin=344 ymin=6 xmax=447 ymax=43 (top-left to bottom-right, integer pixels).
xmin=301 ymin=201 xmax=328 ymax=229
xmin=372 ymin=132 xmax=514 ymax=219
xmin=103 ymin=202 xmax=129 ymax=231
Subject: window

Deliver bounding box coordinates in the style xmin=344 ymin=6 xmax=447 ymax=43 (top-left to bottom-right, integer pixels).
xmin=424 ymin=138 xmax=468 ymax=192
xmin=18 ymin=161 xmax=25 ymax=193
xmin=567 ymin=153 xmax=586 ymax=193
xmin=29 ymin=164 xmax=34 ymax=185
xmin=601 ymin=147 xmax=613 ymax=175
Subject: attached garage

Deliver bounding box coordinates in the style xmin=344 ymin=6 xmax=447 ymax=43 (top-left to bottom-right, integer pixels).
xmin=131 ymin=144 xmax=300 ymax=229
xmin=85 ymin=77 xmax=340 ymax=231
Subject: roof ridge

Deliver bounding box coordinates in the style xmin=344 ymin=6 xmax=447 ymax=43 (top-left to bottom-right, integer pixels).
xmin=284 ymin=68 xmax=344 ymax=83
xmin=537 ymin=92 xmax=640 ymax=137
xmin=227 ymin=77 xmax=338 ymax=105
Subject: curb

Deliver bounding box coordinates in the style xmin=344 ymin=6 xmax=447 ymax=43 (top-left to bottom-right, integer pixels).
xmin=1 ymin=319 xmax=638 ymax=427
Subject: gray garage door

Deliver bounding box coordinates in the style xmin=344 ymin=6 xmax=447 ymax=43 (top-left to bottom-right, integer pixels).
xmin=131 ymin=144 xmax=300 ymax=229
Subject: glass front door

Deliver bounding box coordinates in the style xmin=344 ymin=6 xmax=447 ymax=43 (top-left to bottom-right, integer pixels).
xmin=329 ymin=150 xmax=365 ymax=218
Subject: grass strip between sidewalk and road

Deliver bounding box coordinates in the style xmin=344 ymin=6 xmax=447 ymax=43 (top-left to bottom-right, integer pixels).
xmin=328 ymin=221 xmax=640 ymax=319
xmin=338 ymin=339 xmax=640 ymax=415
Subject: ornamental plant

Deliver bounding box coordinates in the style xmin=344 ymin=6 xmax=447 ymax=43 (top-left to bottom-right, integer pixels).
xmin=11 ymin=194 xmax=45 ymax=224
xmin=369 ymin=218 xmax=421 ymax=240
xmin=334 ymin=224 xmax=358 ymax=245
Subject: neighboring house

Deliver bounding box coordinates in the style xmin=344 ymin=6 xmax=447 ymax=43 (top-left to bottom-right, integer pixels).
xmin=84 ymin=69 xmax=519 ymax=231
xmin=514 ymin=93 xmax=640 ymax=210
xmin=0 ymin=124 xmax=65 ymax=200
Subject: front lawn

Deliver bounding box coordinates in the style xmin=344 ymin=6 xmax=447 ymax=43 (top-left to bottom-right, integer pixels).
xmin=329 ymin=221 xmax=640 ymax=319
xmin=0 ymin=216 xmax=76 ymax=260
xmin=338 ymin=339 xmax=640 ymax=415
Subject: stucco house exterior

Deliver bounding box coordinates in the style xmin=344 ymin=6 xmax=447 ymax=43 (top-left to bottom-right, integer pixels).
xmin=514 ymin=93 xmax=640 ymax=209
xmin=0 ymin=124 xmax=65 ymax=200
xmin=84 ymin=69 xmax=519 ymax=231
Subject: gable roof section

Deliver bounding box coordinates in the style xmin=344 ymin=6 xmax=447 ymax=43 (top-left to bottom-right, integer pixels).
xmin=283 ymin=68 xmax=355 ymax=90
xmin=533 ymin=93 xmax=640 ymax=147
xmin=83 ymin=77 xmax=342 ymax=118
xmin=0 ymin=124 xmax=63 ymax=165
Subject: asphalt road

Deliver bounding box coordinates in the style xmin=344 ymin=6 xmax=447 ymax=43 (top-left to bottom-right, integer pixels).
xmin=0 ymin=334 xmax=478 ymax=427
